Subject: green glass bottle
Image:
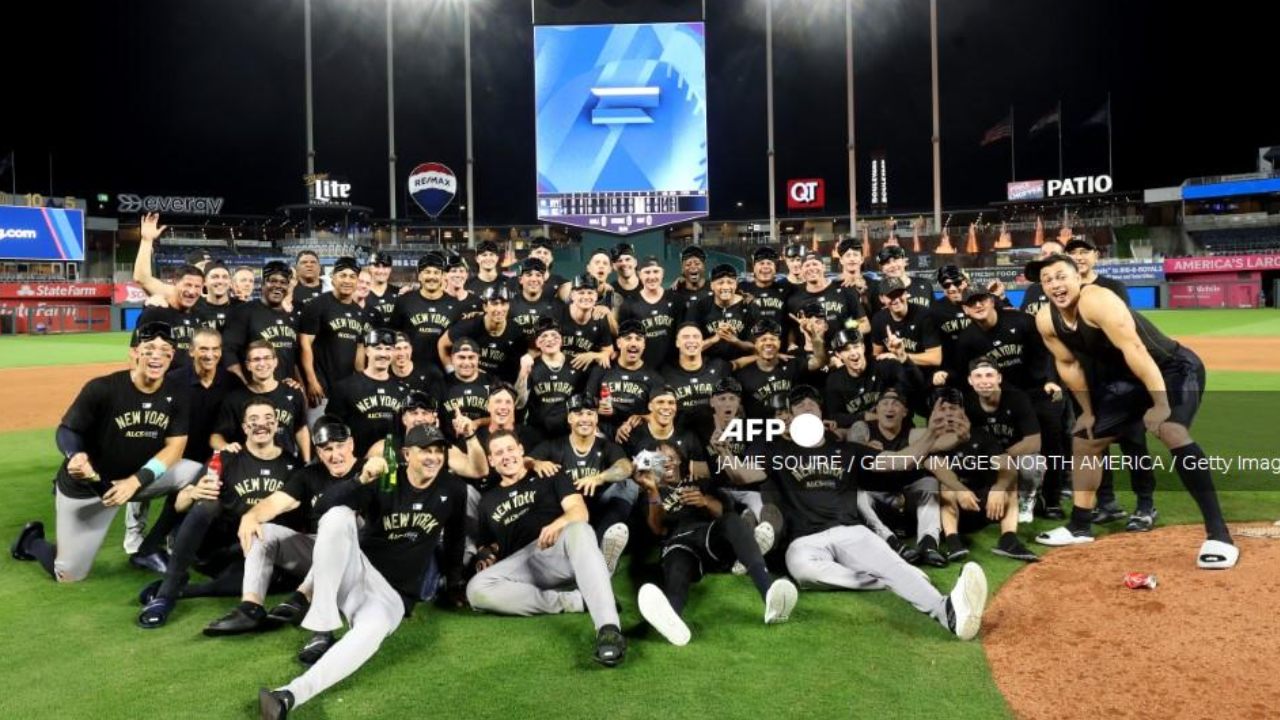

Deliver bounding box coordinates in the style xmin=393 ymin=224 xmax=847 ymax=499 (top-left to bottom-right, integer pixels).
xmin=381 ymin=433 xmax=398 ymax=492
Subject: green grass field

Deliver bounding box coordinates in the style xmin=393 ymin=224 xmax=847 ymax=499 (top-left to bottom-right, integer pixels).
xmin=1 ymin=311 xmax=1278 ymax=719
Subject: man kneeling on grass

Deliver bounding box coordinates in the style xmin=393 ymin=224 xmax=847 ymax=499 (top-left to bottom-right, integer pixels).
xmin=635 ymin=442 xmax=798 ymax=646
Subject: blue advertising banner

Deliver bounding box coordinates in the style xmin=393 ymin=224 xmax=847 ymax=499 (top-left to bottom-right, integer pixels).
xmin=1096 ymin=261 xmax=1165 ymax=283
xmin=0 ymin=206 xmax=85 ymax=261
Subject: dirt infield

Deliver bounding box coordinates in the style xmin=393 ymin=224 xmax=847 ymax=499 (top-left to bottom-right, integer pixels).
xmin=1174 ymin=336 xmax=1280 ymax=373
xmin=984 ymin=523 xmax=1280 ymax=720
xmin=0 ymin=362 xmax=125 ymax=432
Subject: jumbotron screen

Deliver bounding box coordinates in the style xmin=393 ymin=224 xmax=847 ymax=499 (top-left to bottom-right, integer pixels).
xmin=534 ymin=22 xmax=709 ymax=234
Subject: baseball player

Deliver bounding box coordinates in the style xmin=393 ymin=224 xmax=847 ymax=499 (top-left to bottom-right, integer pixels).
xmin=686 ymin=263 xmax=753 ymax=361
xmin=583 ymin=319 xmax=663 ymax=440
xmin=738 ymin=246 xmax=796 ymax=343
xmin=135 ymin=263 xmax=205 ymax=373
xmin=559 ymin=275 xmax=616 ymax=369
xmin=137 ymin=398 xmax=301 ymax=628
xmin=232 ymin=266 xmax=257 ymax=303
xmin=719 ymin=386 xmax=990 ymax=641
xmin=833 ymin=238 xmax=873 ymax=317
xmin=223 ymin=260 xmax=301 ymax=384
xmin=962 ymin=357 xmax=1044 ymax=526
xmin=192 ymin=262 xmax=243 ymax=333
xmin=466 ymin=430 xmax=626 ymax=667
xmin=524 ymin=237 xmax=571 ymax=298
xmin=781 ymin=242 xmax=807 ymax=286
xmin=870 ymin=277 xmax=943 ymax=379
xmin=440 ymin=285 xmax=524 ymax=381
xmin=635 ymin=441 xmax=799 ymax=646
xmin=517 ymin=318 xmax=589 ymax=439
xmin=213 ymin=340 xmax=311 ymax=462
xmin=620 ymin=386 xmax=710 ymax=481
xmin=732 ymin=317 xmax=828 ymax=420
xmin=290 ymin=251 xmax=325 ymax=316
xmin=257 ymin=424 xmax=467 ymax=719
xmin=464 ymin=239 xmax=505 ymax=297
xmin=822 ymin=329 xmax=923 ymax=431
xmin=661 ymin=322 xmax=732 ymax=425
xmin=390 ymin=251 xmax=460 ymax=371
xmin=671 ymin=245 xmax=710 ymax=306
xmin=785 ymin=251 xmax=867 ymax=345
xmin=870 ymin=245 xmax=935 ymax=311
xmin=444 ymin=251 xmax=483 ymax=319
xmin=610 ymin=243 xmax=642 ymax=304
xmin=390 ymin=331 xmax=445 ymax=399
xmin=363 ymin=251 xmax=401 ymax=328
xmin=615 ymin=256 xmax=685 ymax=369
xmin=203 ymin=418 xmax=383 ymax=636
xmin=299 ymin=256 xmax=367 ymax=419
xmin=507 ymin=257 xmax=568 ymax=341
xmin=1018 ymin=239 xmax=1064 ymax=317
xmin=11 ymin=323 xmax=191 ymax=582
xmin=324 ymin=328 xmax=407 ymax=457
xmin=1027 ymin=253 xmax=1237 ymax=568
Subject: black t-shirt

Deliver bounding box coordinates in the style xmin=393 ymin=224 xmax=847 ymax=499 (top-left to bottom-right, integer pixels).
xmin=365 ymin=283 xmax=401 ymax=328
xmin=558 ymin=310 xmax=615 ymax=364
xmin=291 ymin=283 xmax=323 ymax=313
xmin=624 ymin=424 xmax=706 ymax=476
xmin=137 ymin=305 xmax=201 ymax=372
xmin=350 ymin=471 xmax=468 ymax=603
xmin=281 ymin=461 xmax=365 ymax=533
xmin=166 ymin=364 xmax=242 ymax=463
xmin=822 ymin=358 xmax=922 ymax=426
xmin=215 ymin=382 xmax=308 ymax=457
xmin=441 ymin=371 xmax=492 ymax=422
xmin=583 ymin=363 xmax=663 ymax=431
xmin=193 ymin=297 xmax=242 ymax=333
xmin=955 ymin=310 xmax=1050 ymax=394
xmin=392 ymin=363 xmax=445 ymax=400
xmin=222 ymin=301 xmax=300 ymax=381
xmin=661 ymin=357 xmax=730 ymax=422
xmin=509 ymin=291 xmax=567 ymax=342
xmin=391 ymin=291 xmax=461 ymax=370
xmin=1020 ymin=284 xmax=1049 ymax=318
xmin=735 ymin=353 xmax=812 ymax=420
xmin=927 ymin=298 xmax=972 ymax=378
xmin=656 ymin=479 xmax=720 ymax=532
xmin=526 ymin=357 xmax=588 ymax=437
xmin=465 ymin=275 xmax=503 ymax=297
xmin=613 ymin=279 xmax=643 ymax=305
xmin=964 ymin=387 xmax=1039 ymax=452
xmin=616 ymin=291 xmax=685 ymax=369
xmin=55 ymin=370 xmax=190 ymax=500
xmin=325 ymin=373 xmax=408 ymax=456
xmin=476 ymin=471 xmax=577 ymax=558
xmin=739 ymin=280 xmax=794 ymax=328
xmin=785 ymin=282 xmax=865 ymax=333
xmin=869 ymin=304 xmax=942 ymax=361
xmin=452 ymin=291 xmax=484 ymax=322
xmin=685 ymin=296 xmax=753 ymax=362
xmin=671 ymin=282 xmax=710 ymax=309
xmin=760 ymin=439 xmax=862 ymax=539
xmin=940 ymin=429 xmax=1006 ymax=488
xmin=300 ymin=293 xmax=369 ymax=392
xmin=447 ymin=317 xmax=525 ymax=382
xmin=530 ymin=436 xmax=627 ymax=483
xmin=217 ymin=448 xmax=302 ymax=519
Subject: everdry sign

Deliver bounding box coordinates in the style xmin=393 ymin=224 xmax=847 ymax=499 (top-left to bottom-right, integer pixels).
xmin=117 ymin=194 xmax=225 ymax=215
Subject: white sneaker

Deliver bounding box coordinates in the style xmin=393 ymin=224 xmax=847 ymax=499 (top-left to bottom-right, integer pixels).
xmin=600 ymin=523 xmax=629 ymax=576
xmin=1017 ymin=495 xmax=1035 ymax=525
xmin=1035 ymin=526 xmax=1095 ymax=547
xmin=754 ymin=521 xmax=776 ymax=555
xmin=730 ymin=562 xmax=747 ymax=576
xmin=1197 ymin=539 xmax=1239 ymax=570
xmin=638 ymin=583 xmax=690 ymax=646
xmin=947 ymin=562 xmax=988 ymax=641
xmin=764 ymin=579 xmax=798 ymax=625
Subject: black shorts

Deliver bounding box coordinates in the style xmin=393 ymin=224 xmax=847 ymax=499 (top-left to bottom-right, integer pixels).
xmin=662 ymin=520 xmax=734 ymax=578
xmin=956 ymin=483 xmax=996 ymax=534
xmin=1085 ymin=347 xmax=1204 ymax=439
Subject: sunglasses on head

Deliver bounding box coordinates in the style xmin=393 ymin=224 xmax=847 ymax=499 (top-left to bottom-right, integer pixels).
xmin=364 ymin=329 xmax=397 ymax=347
xmin=940 ymin=280 xmax=963 ymax=289
xmin=135 ymin=321 xmax=174 ymax=345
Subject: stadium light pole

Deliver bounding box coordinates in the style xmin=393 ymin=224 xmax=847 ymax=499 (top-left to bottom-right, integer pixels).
xmin=387 ymin=0 xmax=398 ymax=245
xmin=845 ymin=0 xmax=857 ymax=235
xmin=930 ymin=0 xmax=942 ymax=234
xmin=464 ymin=0 xmax=476 ymax=249
xmin=765 ymin=0 xmax=777 ymax=243
xmin=304 ymin=0 xmax=316 ymax=180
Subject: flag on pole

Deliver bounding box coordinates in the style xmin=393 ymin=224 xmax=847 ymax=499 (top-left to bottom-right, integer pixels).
xmin=1083 ymin=101 xmax=1109 ymax=127
xmin=980 ymin=113 xmax=1013 ymax=146
xmin=1029 ymin=104 xmax=1060 ymax=136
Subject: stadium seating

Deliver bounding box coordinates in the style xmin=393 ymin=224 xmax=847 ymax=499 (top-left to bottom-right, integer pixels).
xmin=1188 ymin=226 xmax=1280 ymax=255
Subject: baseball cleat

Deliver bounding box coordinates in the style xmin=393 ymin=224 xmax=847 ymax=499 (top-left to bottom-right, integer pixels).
xmin=138 ymin=597 xmax=176 ymax=629
xmin=1035 ymin=526 xmax=1095 ymax=546
xmin=947 ymin=562 xmax=988 ymax=641
xmin=600 ymin=523 xmax=629 ymax=577
xmin=267 ymin=592 xmax=311 ymax=626
xmin=1125 ymin=509 xmax=1158 ymax=533
xmin=129 ymin=550 xmax=170 ymax=575
xmin=1197 ymin=539 xmax=1239 ymax=570
xmin=259 ymin=688 xmax=294 ymax=720
xmin=992 ymin=537 xmax=1040 ymax=563
xmin=763 ymin=579 xmax=798 ymax=625
xmin=297 ymin=631 xmax=336 ymax=665
xmin=593 ymin=624 xmax=627 ymax=667
xmin=10 ymin=521 xmax=43 ymax=561
xmin=1091 ymin=503 xmax=1127 ymax=525
xmin=638 ymin=584 xmax=690 ymax=646
xmin=204 ymin=602 xmax=268 ymax=636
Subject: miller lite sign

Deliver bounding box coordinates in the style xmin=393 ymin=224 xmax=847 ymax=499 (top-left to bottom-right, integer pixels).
xmin=786 ymin=178 xmax=825 ymax=210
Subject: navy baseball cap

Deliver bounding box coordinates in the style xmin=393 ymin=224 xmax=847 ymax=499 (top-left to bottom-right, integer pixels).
xmin=417 ymin=252 xmax=447 ymax=271
xmin=610 ymin=243 xmax=636 ymax=261
xmin=751 ymin=246 xmax=779 ymax=264
xmin=876 ymin=245 xmax=907 ymax=265
xmin=262 ymin=260 xmax=291 ymax=280
xmin=617 ymin=319 xmax=645 ymax=338
xmin=520 ymin=258 xmax=547 ymax=276
xmin=482 ymin=285 xmax=511 ymax=303
xmin=476 ymin=240 xmax=500 ymax=256
xmin=403 ymin=391 xmax=438 ymax=413
xmin=830 ymin=329 xmax=863 ymax=350
xmin=332 ymin=256 xmax=360 ymax=275
xmin=404 ymin=424 xmax=448 ymax=449
xmin=369 ymin=251 xmax=394 ymax=267
xmin=566 ymin=394 xmax=598 ymax=413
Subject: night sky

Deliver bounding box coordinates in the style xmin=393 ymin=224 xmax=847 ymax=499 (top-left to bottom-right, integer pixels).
xmin=3 ymin=0 xmax=1275 ymax=224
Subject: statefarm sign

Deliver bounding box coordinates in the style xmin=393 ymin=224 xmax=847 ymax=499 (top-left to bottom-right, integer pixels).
xmin=1164 ymin=254 xmax=1280 ymax=274
xmin=0 ymin=282 xmax=114 ymax=300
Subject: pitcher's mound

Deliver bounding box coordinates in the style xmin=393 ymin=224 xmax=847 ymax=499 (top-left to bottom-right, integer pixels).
xmin=983 ymin=524 xmax=1280 ymax=720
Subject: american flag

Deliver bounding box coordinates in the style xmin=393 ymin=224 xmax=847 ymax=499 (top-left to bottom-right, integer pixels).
xmin=980 ymin=114 xmax=1013 ymax=146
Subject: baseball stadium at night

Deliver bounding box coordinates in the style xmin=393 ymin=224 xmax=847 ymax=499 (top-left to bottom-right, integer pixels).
xmin=3 ymin=1 xmax=1278 ymax=718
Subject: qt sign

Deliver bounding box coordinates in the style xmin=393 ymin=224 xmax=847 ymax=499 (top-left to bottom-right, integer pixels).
xmin=786 ymin=178 xmax=825 ymax=210
xmin=718 ymin=414 xmax=824 ymax=448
